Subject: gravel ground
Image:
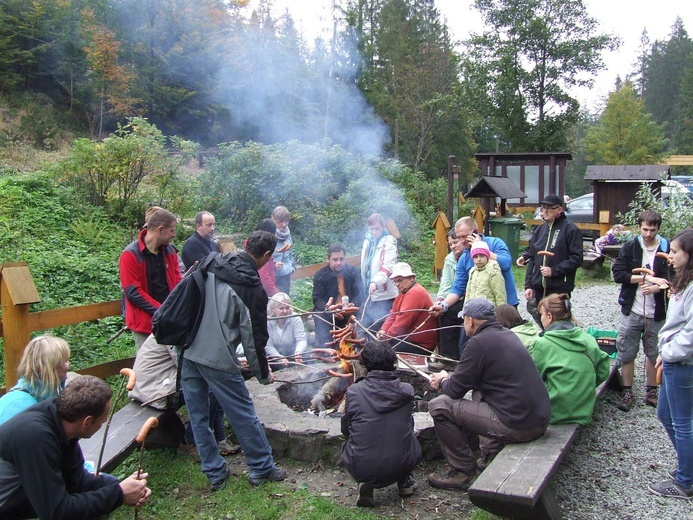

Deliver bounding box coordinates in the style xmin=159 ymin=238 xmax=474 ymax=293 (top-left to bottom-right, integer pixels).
xmin=540 ymin=282 xmax=692 ymax=520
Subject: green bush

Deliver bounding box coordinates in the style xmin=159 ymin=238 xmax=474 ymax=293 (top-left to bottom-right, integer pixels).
xmin=618 ymin=182 xmax=693 ymax=240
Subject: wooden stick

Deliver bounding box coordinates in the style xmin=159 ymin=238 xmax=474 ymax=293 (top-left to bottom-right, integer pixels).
xmin=96 ymin=368 xmax=136 ymax=475
xmin=396 ymin=353 xmax=432 ymax=382
xmin=135 ymin=417 xmax=158 ymax=520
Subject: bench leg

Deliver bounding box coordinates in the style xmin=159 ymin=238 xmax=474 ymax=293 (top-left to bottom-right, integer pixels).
xmin=531 ymin=485 xmax=562 ymax=520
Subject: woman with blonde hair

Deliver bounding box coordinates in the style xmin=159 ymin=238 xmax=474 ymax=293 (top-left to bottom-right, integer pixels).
xmin=0 ymin=335 xmax=71 ymax=425
xmin=266 ymin=292 xmax=308 ymax=369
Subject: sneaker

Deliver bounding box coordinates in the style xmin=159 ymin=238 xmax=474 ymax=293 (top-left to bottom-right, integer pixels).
xmin=217 ymin=439 xmax=242 ymax=456
xmin=616 ymin=390 xmax=634 ymax=412
xmin=210 ymin=462 xmax=230 ymax=492
xmin=644 ymin=388 xmax=658 ymax=407
xmin=247 ymin=466 xmax=287 ymax=486
xmin=427 ymin=468 xmax=477 ymax=491
xmin=648 ymin=479 xmax=693 ymax=500
xmin=669 ymin=468 xmax=678 ymax=481
xmin=398 ymin=475 xmax=417 ymax=497
xmin=476 ymin=452 xmax=497 ymax=472
xmin=356 ymin=483 xmax=375 ymax=507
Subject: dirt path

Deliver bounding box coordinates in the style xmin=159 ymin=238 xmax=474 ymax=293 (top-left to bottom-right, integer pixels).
xmin=225 ymin=452 xmax=477 ymax=518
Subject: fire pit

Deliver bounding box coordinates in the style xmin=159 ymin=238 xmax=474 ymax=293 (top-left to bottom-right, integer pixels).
xmin=245 ymin=364 xmax=441 ymax=464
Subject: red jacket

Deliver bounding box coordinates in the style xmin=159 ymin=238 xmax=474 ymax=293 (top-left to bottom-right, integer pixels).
xmin=381 ymin=282 xmax=438 ymax=351
xmin=119 ymin=229 xmax=182 ymax=334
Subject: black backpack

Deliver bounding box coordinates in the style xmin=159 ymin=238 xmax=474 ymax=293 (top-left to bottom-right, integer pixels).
xmin=152 ymin=252 xmax=220 ymax=349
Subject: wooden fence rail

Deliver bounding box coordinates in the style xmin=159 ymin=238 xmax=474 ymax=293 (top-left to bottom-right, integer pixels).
xmin=1 ymin=256 xmax=361 ymax=393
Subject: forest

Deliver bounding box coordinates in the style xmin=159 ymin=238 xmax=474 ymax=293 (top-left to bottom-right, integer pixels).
xmin=1 ymin=0 xmax=691 ymax=188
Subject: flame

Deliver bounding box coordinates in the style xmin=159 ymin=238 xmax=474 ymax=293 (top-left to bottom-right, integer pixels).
xmin=338 ymin=336 xmax=357 ymax=373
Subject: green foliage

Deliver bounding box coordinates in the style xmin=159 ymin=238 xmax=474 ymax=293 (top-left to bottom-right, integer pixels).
xmin=463 ymin=0 xmax=618 ymax=152
xmin=198 ymin=140 xmax=446 ymax=251
xmin=55 ymin=117 xmax=198 ymax=220
xmin=585 ymin=82 xmax=668 ymax=164
xmin=618 ymin=182 xmax=693 ymax=240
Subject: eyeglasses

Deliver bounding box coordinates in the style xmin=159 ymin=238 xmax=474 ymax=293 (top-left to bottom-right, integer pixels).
xmin=540 ymin=205 xmax=561 ymax=212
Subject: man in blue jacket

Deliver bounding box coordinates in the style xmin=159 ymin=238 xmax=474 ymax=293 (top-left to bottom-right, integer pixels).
xmin=431 ymin=216 xmax=519 ymax=357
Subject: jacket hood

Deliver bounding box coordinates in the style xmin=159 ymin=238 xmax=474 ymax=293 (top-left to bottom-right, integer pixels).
xmin=209 ymin=252 xmax=261 ymax=288
xmin=541 ymin=321 xmax=588 ymax=352
xmin=360 ymin=370 xmax=414 ymax=413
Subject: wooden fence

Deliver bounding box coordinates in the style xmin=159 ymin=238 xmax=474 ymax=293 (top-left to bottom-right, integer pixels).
xmin=0 ymin=255 xmax=361 ymax=394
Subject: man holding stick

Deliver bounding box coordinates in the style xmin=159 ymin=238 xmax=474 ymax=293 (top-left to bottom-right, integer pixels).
xmin=427 ymin=299 xmax=550 ymax=490
xmin=612 ymin=210 xmax=672 ymax=411
xmin=0 ymin=376 xmax=150 ymax=519
xmin=518 ymin=194 xmax=583 ymax=326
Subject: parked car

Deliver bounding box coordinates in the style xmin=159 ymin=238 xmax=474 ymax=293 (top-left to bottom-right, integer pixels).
xmin=533 ymin=193 xmax=595 ymax=239
xmin=670 ymin=175 xmax=693 ymax=193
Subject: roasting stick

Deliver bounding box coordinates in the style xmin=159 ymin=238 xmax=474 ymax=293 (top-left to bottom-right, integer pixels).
xmin=134 ymin=417 xmax=158 ymax=520
xmin=96 ymin=368 xmax=136 ymax=475
xmin=396 ymin=353 xmax=433 ymax=382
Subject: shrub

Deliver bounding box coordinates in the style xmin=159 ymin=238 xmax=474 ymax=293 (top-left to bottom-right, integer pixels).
xmin=618 ymin=183 xmax=693 ymax=240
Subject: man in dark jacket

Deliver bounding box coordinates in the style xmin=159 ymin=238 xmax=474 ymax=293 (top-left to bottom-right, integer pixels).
xmin=120 ymin=208 xmax=182 ymax=350
xmin=341 ymin=341 xmax=422 ymax=507
xmin=312 ymin=243 xmax=364 ymax=347
xmin=180 ymin=231 xmax=286 ymax=491
xmin=181 ymin=211 xmax=218 ymax=270
xmin=0 ymin=376 xmax=150 ymax=519
xmin=427 ymin=298 xmax=550 ymax=490
xmin=612 ymin=210 xmax=672 ymax=411
xmin=518 ymin=194 xmax=583 ymax=325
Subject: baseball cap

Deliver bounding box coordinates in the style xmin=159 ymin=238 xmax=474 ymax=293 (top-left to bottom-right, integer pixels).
xmin=539 ymin=194 xmax=563 ymax=207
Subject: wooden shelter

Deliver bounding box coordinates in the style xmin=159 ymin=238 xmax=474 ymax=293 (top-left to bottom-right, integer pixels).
xmin=584 ymin=165 xmax=669 ymax=226
xmin=474 ymin=152 xmax=572 ymax=206
xmin=464 ymin=176 xmax=526 ymax=235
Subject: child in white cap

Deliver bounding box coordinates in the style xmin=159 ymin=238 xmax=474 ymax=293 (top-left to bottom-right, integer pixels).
xmin=466 ymin=241 xmax=506 ymax=307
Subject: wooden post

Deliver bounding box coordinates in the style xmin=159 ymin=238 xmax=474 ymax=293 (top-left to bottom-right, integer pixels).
xmin=1 ymin=264 xmax=41 ymax=389
xmin=431 ymin=212 xmax=451 ymax=280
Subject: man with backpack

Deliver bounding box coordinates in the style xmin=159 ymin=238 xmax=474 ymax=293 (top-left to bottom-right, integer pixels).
xmin=179 ymin=230 xmax=286 ymax=491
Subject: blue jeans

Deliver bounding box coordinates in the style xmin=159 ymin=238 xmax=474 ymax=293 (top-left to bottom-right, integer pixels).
xmin=180 ymin=359 xmax=276 ymax=484
xmin=657 ymin=362 xmax=693 ymax=489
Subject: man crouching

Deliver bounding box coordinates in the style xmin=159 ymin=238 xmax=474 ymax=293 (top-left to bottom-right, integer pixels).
xmin=427 ymin=298 xmax=551 ymax=490
xmin=340 ymin=341 xmax=422 ymax=507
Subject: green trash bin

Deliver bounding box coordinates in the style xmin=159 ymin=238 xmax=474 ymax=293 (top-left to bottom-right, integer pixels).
xmin=488 ymin=217 xmax=524 ymax=260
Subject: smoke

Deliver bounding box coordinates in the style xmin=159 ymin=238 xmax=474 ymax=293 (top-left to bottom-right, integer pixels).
xmin=213 ymin=12 xmax=389 ymax=158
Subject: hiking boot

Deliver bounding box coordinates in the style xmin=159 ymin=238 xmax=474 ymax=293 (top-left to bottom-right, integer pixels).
xmin=217 ymin=439 xmax=241 ymax=456
xmin=644 ymin=388 xmax=658 ymax=407
xmin=356 ymin=483 xmax=376 ymax=507
xmin=398 ymin=475 xmax=417 ymax=497
xmin=648 ymin=479 xmax=693 ymax=500
xmin=427 ymin=468 xmax=477 ymax=491
xmin=476 ymin=452 xmax=497 ymax=472
xmin=247 ymin=466 xmax=287 ymax=486
xmin=616 ymin=390 xmax=634 ymax=412
xmin=210 ymin=462 xmax=230 ymax=492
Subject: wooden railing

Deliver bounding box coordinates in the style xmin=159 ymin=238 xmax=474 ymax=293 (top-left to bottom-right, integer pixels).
xmin=1 ymin=256 xmax=361 ymax=393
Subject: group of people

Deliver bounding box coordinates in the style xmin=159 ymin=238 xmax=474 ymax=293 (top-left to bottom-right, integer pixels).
xmin=1 ymin=196 xmax=692 ymax=517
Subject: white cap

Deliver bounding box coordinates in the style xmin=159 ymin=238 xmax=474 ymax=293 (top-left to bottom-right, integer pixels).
xmin=390 ymin=262 xmax=415 ymax=279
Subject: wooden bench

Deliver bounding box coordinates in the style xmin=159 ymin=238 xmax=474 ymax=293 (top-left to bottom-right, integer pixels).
xmin=468 ymin=361 xmax=623 ymax=519
xmin=79 ymin=402 xmax=184 ymax=474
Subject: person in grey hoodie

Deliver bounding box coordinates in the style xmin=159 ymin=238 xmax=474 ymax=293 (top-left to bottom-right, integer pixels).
xmin=341 ymin=341 xmax=422 ymax=507
xmin=180 ymin=231 xmax=286 ymax=491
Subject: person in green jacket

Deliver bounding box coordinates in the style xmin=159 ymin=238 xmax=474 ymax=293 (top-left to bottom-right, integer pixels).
xmin=495 ymin=304 xmax=541 ymax=352
xmin=532 ymin=293 xmax=611 ymax=425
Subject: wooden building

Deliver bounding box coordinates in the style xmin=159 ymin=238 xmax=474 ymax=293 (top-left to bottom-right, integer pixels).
xmin=474 ymin=152 xmax=572 ymax=206
xmin=584 ymin=165 xmax=669 ymax=226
